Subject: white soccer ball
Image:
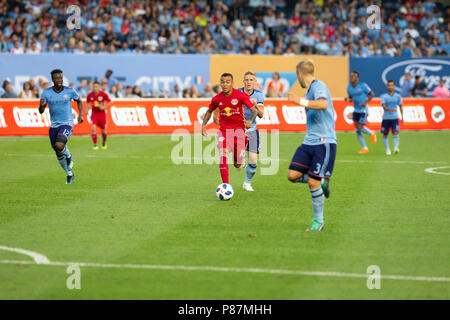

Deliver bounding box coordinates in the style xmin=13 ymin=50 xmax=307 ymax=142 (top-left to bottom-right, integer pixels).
xmin=216 ymin=183 xmax=234 ymax=200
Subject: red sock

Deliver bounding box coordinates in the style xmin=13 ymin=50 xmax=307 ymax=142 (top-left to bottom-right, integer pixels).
xmin=102 ymin=132 xmax=107 ymax=144
xmin=219 ymin=153 xmax=229 ymax=184
xmin=92 ymin=133 xmax=98 ymax=145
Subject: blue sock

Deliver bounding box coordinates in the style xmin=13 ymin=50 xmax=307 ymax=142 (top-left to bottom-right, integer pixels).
xmin=310 ymin=186 xmax=324 ymax=222
xmin=295 ymin=173 xmax=309 ymax=183
xmin=57 ymin=155 xmax=72 ymax=175
xmin=356 ymin=130 xmax=367 ymax=148
xmin=382 ymin=135 xmax=389 ymax=150
xmin=361 ymin=126 xmax=373 ymax=135
xmin=393 ymin=135 xmax=399 ymax=149
xmin=61 ymin=146 xmax=71 ymax=158
xmin=245 ymin=163 xmax=257 ymax=183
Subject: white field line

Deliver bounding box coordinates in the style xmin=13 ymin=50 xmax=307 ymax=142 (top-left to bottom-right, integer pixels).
xmin=0 ymin=259 xmax=449 ymax=283
xmin=425 ymin=166 xmax=450 ymax=176
xmin=0 ymin=246 xmax=50 ymax=264
xmin=2 ymin=153 xmax=447 ymax=165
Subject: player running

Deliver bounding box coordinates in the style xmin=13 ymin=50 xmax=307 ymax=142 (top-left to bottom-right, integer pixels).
xmin=380 ymin=80 xmax=403 ymax=155
xmin=201 ymin=73 xmax=258 ymax=186
xmin=345 ymin=70 xmax=377 ymax=154
xmin=286 ymin=59 xmax=337 ymax=232
xmin=214 ymin=71 xmax=264 ymax=191
xmin=87 ymin=81 xmax=112 ymax=150
xmin=38 ymin=69 xmax=83 ymax=184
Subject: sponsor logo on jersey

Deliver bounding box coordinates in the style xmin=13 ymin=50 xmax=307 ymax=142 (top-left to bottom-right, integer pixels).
xmin=282 ymin=105 xmax=307 ymax=124
xmin=431 ymin=105 xmax=445 ymax=123
xmin=111 ymin=106 xmax=149 ymax=126
xmin=153 ymin=106 xmax=191 ymax=126
xmin=0 ymin=108 xmax=7 ymax=128
xmin=223 ymin=107 xmax=232 ymax=116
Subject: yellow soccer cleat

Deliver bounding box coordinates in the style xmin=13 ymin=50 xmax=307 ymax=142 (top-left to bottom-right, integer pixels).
xmin=92 ymin=145 xmax=99 ymax=150
xmin=101 ymin=144 xmax=107 ymax=150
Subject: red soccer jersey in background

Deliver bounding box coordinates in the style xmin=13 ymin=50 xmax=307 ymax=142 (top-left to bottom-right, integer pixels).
xmin=87 ymin=91 xmax=111 ymax=114
xmin=208 ymin=88 xmax=254 ymax=130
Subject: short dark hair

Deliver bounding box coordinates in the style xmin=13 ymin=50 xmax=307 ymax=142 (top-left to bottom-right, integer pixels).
xmin=387 ymin=80 xmax=395 ymax=84
xmin=51 ymin=69 xmax=63 ymax=76
xmin=93 ymin=81 xmax=100 ymax=85
xmin=415 ymin=75 xmax=421 ymax=80
xmin=220 ymin=73 xmax=233 ymax=80
xmin=351 ymin=70 xmax=360 ymax=77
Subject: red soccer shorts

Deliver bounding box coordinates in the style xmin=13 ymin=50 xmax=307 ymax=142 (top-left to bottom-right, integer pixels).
xmin=91 ymin=112 xmax=107 ymax=129
xmin=217 ymin=128 xmax=248 ymax=164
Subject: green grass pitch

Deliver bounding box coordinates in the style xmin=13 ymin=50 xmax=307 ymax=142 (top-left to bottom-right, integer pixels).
xmin=0 ymin=131 xmax=449 ymax=299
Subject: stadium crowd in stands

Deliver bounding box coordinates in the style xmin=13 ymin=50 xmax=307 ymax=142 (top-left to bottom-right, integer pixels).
xmin=0 ymin=0 xmax=449 ymax=57
xmin=0 ymin=0 xmax=449 ymax=98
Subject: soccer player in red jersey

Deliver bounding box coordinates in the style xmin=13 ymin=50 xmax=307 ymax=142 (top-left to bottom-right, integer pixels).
xmin=86 ymin=81 xmax=112 ymax=150
xmin=201 ymin=73 xmax=258 ymax=184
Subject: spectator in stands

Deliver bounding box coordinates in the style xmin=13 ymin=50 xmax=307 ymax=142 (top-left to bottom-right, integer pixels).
xmin=202 ymin=83 xmax=215 ymax=98
xmin=18 ymin=81 xmax=33 ymax=99
xmin=32 ymin=86 xmax=39 ymax=98
xmin=77 ymin=79 xmax=89 ymax=99
xmin=432 ymin=79 xmax=449 ymax=98
xmin=400 ymin=73 xmax=415 ymax=97
xmin=124 ymin=85 xmax=138 ymax=98
xmin=1 ymin=82 xmax=18 ymax=98
xmin=266 ymin=86 xmax=276 ymax=98
xmin=133 ymin=85 xmax=143 ymax=98
xmin=105 ymin=70 xmax=117 ymax=89
xmin=267 ymin=72 xmax=284 ymax=97
xmin=109 ymin=85 xmax=120 ymax=99
xmin=412 ymin=76 xmax=428 ymax=97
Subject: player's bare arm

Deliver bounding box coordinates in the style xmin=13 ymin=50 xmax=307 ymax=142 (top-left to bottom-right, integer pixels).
xmin=201 ymin=109 xmax=213 ymax=136
xmin=38 ymin=98 xmax=47 ymax=114
xmin=287 ymin=92 xmax=327 ymax=110
xmin=213 ymin=108 xmax=220 ymax=125
xmin=344 ymin=95 xmax=353 ymax=102
xmin=100 ymin=101 xmax=113 ymax=111
xmin=256 ymin=105 xmax=264 ymax=118
xmin=246 ymin=107 xmax=258 ymax=129
xmin=76 ymin=98 xmax=84 ymax=124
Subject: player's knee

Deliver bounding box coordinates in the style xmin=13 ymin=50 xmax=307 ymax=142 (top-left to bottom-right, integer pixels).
xmin=308 ymin=177 xmax=321 ymax=188
xmin=287 ymin=171 xmax=299 ymax=182
xmin=54 ymin=142 xmax=65 ymax=151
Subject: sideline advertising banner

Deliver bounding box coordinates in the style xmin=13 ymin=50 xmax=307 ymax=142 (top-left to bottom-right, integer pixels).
xmin=0 ymin=98 xmax=449 ymax=136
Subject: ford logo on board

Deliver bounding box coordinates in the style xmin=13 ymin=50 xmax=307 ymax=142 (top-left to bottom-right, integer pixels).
xmin=381 ymin=59 xmax=450 ymax=97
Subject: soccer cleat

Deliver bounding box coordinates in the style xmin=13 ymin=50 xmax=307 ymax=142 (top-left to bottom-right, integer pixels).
xmin=306 ymin=220 xmax=324 ymax=232
xmin=242 ymin=182 xmax=254 ymax=192
xmin=66 ymin=156 xmax=74 ymax=169
xmin=321 ymin=178 xmax=330 ymax=198
xmin=101 ymin=144 xmax=107 ymax=150
xmin=358 ymin=148 xmax=369 ymax=154
xmin=394 ymin=148 xmax=400 ymax=154
xmin=92 ymin=145 xmax=99 ymax=150
xmin=385 ymin=149 xmax=392 ymax=155
xmin=371 ymin=133 xmax=377 ymax=144
xmin=66 ymin=173 xmax=75 ymax=184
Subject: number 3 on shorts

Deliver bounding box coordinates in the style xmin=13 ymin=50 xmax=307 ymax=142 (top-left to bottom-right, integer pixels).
xmin=313 ymin=163 xmax=321 ymax=175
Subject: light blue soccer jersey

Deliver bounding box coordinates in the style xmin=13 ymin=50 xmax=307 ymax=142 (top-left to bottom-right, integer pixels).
xmin=238 ymin=87 xmax=264 ymax=132
xmin=347 ymin=82 xmax=372 ymax=113
xmin=380 ymin=92 xmax=402 ymax=120
xmin=304 ymin=80 xmax=337 ymax=145
xmin=41 ymin=86 xmax=80 ymax=128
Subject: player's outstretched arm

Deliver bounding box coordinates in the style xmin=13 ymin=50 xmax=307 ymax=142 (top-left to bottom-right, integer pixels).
xmin=287 ymin=92 xmax=327 ymax=110
xmin=76 ymin=98 xmax=84 ymax=124
xmin=201 ymin=109 xmax=213 ymax=136
xmin=213 ymin=108 xmax=220 ymax=125
xmin=38 ymin=98 xmax=46 ymax=114
xmin=246 ymin=107 xmax=258 ymax=129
